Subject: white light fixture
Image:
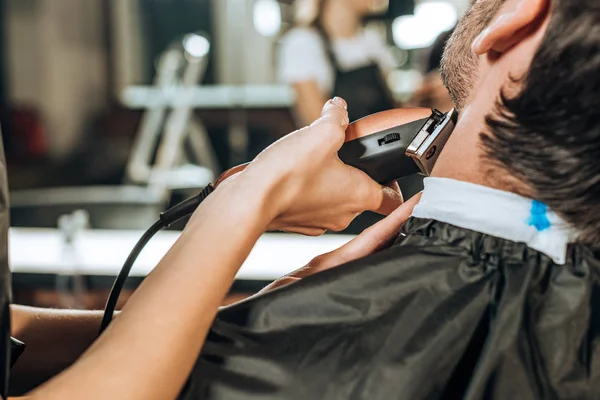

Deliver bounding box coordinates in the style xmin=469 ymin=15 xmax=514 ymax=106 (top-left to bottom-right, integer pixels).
xmin=183 ymin=33 xmax=211 ymax=58
xmin=387 ymin=69 xmax=423 ymax=95
xmin=392 ymin=1 xmax=458 ymax=50
xmin=417 ymin=2 xmax=458 ymax=31
xmin=253 ymin=0 xmax=282 ymax=37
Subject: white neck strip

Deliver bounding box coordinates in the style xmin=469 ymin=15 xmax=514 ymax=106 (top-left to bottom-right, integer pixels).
xmin=411 ymin=178 xmax=578 ymax=265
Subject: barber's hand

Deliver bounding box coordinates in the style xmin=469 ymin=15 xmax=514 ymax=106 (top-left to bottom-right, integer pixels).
xmin=239 ymin=97 xmax=403 ymax=236
xmin=259 ymin=193 xmax=422 ymax=293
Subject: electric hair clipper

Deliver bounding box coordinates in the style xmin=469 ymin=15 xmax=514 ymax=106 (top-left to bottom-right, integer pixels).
xmin=338 ymin=108 xmax=458 ymax=184
xmin=215 ymin=108 xmax=458 ymax=187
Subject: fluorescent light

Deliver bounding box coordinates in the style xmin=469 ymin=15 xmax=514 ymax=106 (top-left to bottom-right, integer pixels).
xmin=253 ymin=0 xmax=282 ymax=37
xmin=392 ymin=1 xmax=458 ymax=50
xmin=387 ymin=69 xmax=423 ymax=94
xmin=183 ymin=34 xmax=210 ymax=58
xmin=393 ymin=16 xmax=435 ymax=49
xmin=417 ymin=2 xmax=458 ymax=31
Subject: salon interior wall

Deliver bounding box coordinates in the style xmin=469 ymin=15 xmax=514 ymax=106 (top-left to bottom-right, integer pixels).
xmin=5 ymin=0 xmax=108 ymax=160
xmin=110 ymin=0 xmax=147 ymax=98
xmin=212 ymin=0 xmax=277 ymax=85
xmin=110 ymin=0 xmax=274 ymax=89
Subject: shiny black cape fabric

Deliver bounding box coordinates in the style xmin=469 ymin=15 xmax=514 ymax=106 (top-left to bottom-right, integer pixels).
xmin=180 ymin=218 xmax=600 ymax=400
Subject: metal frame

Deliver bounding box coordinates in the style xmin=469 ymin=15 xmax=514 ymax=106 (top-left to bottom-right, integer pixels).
xmin=125 ymin=39 xmax=218 ymax=192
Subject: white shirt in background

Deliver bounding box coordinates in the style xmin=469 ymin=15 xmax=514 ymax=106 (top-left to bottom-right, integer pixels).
xmin=278 ymin=27 xmax=397 ymax=95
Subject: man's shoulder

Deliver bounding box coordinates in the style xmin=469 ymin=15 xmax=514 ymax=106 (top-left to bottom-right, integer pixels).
xmin=218 ymin=238 xmax=469 ymax=317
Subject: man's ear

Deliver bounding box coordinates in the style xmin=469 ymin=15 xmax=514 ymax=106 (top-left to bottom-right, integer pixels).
xmin=472 ymin=0 xmax=549 ymax=55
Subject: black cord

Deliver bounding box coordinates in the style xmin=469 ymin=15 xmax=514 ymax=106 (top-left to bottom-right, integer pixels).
xmin=98 ymin=184 xmax=215 ymax=336
xmin=99 ymin=220 xmax=164 ymax=335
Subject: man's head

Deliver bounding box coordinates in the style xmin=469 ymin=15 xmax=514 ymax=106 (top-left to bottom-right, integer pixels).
xmin=438 ymin=0 xmax=600 ymax=244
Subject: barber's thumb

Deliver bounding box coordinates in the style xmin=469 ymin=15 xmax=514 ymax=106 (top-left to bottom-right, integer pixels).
xmin=313 ymin=97 xmax=349 ymax=128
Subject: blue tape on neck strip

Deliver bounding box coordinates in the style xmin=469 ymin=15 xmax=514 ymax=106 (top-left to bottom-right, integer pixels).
xmin=528 ymin=200 xmax=551 ymax=232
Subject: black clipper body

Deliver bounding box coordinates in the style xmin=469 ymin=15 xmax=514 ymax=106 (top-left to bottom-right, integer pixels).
xmin=338 ymin=108 xmax=458 ymax=184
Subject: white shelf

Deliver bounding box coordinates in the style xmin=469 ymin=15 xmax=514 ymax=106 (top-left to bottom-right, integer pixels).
xmin=9 ymin=228 xmax=354 ymax=281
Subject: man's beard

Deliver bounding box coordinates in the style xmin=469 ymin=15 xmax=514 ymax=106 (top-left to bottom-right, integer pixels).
xmin=441 ymin=0 xmax=505 ymax=110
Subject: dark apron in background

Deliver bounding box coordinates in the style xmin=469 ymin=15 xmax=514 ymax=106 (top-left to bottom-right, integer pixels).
xmin=315 ymin=25 xmax=424 ymax=233
xmin=314 ymin=25 xmax=396 ymax=124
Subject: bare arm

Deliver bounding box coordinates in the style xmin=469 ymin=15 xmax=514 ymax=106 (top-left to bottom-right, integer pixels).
xmin=15 ymin=99 xmax=398 ymax=400
xmin=292 ymin=81 xmax=328 ymax=126
xmin=28 ymin=177 xmax=271 ymax=400
xmin=9 ymin=306 xmax=104 ymax=394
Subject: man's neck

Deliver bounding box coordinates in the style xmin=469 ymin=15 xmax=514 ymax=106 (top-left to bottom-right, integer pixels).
xmin=430 ymin=107 xmax=486 ymax=183
xmin=431 ymin=104 xmax=532 ymax=198
xmin=321 ymin=0 xmax=360 ymax=39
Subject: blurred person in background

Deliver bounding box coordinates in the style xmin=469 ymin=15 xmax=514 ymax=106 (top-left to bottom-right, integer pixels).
xmin=278 ymin=0 xmax=398 ymax=126
xmin=279 ymin=0 xmax=419 ymax=233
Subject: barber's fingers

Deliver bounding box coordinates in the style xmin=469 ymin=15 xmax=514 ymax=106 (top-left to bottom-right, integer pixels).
xmin=281 ymin=227 xmax=328 ymax=236
xmin=217 ymin=99 xmax=349 ymax=190
xmin=307 ymin=193 xmax=422 ymax=273
xmin=375 ymin=181 xmax=404 ymax=215
xmin=358 ymin=192 xmax=422 ymax=251
xmin=310 ymin=97 xmax=350 ymax=148
xmin=258 ymin=276 xmax=301 ymax=294
xmin=319 ymin=97 xmax=348 ymax=122
xmin=260 ymin=193 xmax=422 ymax=296
xmin=375 ymin=185 xmax=404 ymax=215
xmin=356 ymin=175 xmax=403 ymax=216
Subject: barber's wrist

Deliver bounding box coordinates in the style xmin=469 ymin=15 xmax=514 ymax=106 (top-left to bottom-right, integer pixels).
xmin=187 ymin=170 xmax=279 ymax=233
xmin=241 ymin=160 xmax=303 ymax=215
xmin=232 ymin=170 xmax=283 ymax=225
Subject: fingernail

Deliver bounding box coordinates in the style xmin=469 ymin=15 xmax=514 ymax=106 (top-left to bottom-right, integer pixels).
xmin=332 ymin=97 xmax=347 ymax=110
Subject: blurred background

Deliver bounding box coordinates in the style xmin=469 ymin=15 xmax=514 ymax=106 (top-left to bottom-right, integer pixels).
xmin=0 ymin=0 xmax=468 ymax=309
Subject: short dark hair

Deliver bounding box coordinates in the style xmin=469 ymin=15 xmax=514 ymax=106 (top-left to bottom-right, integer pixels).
xmin=481 ymin=1 xmax=600 ymax=244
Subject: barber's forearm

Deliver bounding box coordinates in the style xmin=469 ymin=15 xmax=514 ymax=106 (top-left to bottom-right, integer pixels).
xmin=30 ymin=177 xmax=273 ymax=400
xmin=10 ymin=306 xmax=104 ymax=394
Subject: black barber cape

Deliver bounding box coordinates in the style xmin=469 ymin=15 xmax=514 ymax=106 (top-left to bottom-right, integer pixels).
xmin=180 ymin=218 xmax=600 ymax=400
